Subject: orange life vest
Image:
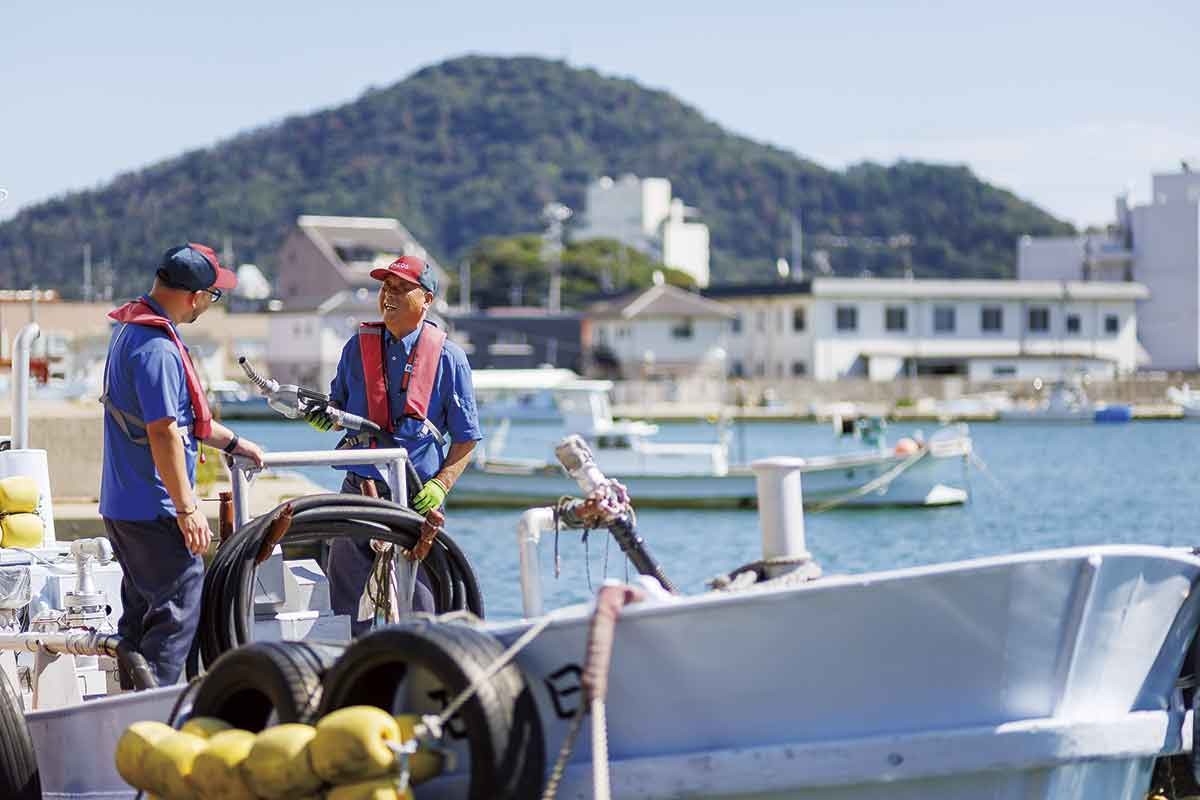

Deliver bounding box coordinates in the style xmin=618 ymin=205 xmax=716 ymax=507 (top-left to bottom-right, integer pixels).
xmin=357 ymin=320 xmax=447 ymax=438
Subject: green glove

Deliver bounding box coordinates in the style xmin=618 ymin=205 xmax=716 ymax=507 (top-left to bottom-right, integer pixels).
xmin=412 ymin=478 xmax=448 ymax=514
xmin=305 ymin=405 xmax=335 ymax=432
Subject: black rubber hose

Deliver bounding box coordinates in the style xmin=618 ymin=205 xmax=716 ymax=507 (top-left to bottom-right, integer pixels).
xmin=189 ymin=494 xmax=483 ymax=676
xmin=606 ymin=513 xmax=679 ymax=594
xmin=95 ymin=634 xmax=158 ymax=690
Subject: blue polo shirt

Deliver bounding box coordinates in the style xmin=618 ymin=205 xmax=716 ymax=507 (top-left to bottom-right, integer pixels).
xmin=329 ymin=322 xmax=482 ymax=483
xmin=99 ymin=296 xmax=198 ymax=521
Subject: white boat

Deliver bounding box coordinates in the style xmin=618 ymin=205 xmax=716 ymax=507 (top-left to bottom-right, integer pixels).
xmin=998 ymin=379 xmax=1132 ymax=423
xmin=455 ymin=381 xmax=971 ymax=509
xmin=20 ymin=447 xmax=1200 ymax=800
xmin=207 ymin=379 xmax=275 ymax=420
xmin=472 ymin=367 xmax=583 ymax=423
xmin=1167 ymin=384 xmax=1200 ymax=419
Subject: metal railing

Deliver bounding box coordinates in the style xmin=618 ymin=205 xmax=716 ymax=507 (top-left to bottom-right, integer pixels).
xmin=227 ymin=448 xmax=410 ymax=529
xmin=12 ymin=322 xmax=41 ymax=450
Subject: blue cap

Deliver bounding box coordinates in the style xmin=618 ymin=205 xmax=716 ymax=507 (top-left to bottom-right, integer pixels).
xmin=157 ymin=243 xmax=237 ymax=292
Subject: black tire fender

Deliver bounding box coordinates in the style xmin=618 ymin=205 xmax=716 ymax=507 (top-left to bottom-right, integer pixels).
xmin=0 ymin=667 xmax=40 ymax=799
xmin=191 ymin=641 xmax=344 ymax=730
xmin=317 ymin=620 xmax=544 ymax=799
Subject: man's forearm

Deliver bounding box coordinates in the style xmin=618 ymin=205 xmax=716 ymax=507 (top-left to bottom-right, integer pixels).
xmin=147 ymin=425 xmax=195 ymax=513
xmin=435 ymin=441 xmax=476 ymax=492
xmin=204 ymin=421 xmax=235 ymax=450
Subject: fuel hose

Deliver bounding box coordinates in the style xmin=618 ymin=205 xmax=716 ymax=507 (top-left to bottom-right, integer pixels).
xmin=187 ymin=492 xmax=483 ymax=678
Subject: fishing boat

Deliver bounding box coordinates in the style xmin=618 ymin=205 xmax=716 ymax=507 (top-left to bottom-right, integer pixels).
xmin=453 ymin=380 xmax=971 ymax=509
xmin=1167 ymin=384 xmax=1200 ymax=419
xmin=998 ymin=378 xmax=1132 ymax=423
xmin=15 ymin=435 xmax=1200 ymax=800
xmin=206 ymin=379 xmax=275 ymax=420
xmin=471 ymin=367 xmax=582 ymax=423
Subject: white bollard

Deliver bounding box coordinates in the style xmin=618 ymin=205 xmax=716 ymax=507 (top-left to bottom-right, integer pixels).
xmin=751 ymin=457 xmax=818 ymax=580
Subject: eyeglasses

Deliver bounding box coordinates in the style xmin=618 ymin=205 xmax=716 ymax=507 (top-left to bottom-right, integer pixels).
xmin=203 ymin=288 xmax=223 ymax=302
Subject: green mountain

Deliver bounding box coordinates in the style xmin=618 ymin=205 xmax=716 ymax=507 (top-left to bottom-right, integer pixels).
xmin=0 ymin=55 xmax=1072 ymax=299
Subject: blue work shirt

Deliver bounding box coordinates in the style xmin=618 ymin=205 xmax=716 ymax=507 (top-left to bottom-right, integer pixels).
xmin=329 ymin=322 xmax=482 ymax=484
xmin=99 ymin=295 xmax=198 ymax=521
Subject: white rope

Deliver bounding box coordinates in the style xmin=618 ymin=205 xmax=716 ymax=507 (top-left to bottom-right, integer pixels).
xmin=808 ymin=446 xmax=928 ymax=512
xmin=418 ymin=612 xmax=557 ymax=740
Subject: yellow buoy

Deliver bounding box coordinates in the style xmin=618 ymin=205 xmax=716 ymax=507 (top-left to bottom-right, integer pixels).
xmin=393 ymin=713 xmax=444 ymax=785
xmin=115 ymin=721 xmax=175 ymax=793
xmin=180 ymin=717 xmax=233 ymax=740
xmin=141 ymin=730 xmax=207 ymax=800
xmin=0 ymin=476 xmax=39 ymax=513
xmin=1 ymin=512 xmax=43 ymax=549
xmin=325 ymin=778 xmax=415 ymax=800
xmin=310 ymin=706 xmax=401 ymax=784
xmin=239 ymin=723 xmax=323 ymax=799
xmin=186 ymin=729 xmax=257 ymax=800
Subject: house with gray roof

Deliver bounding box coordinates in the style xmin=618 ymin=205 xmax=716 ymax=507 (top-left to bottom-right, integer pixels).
xmin=274 ymin=215 xmax=447 ymax=309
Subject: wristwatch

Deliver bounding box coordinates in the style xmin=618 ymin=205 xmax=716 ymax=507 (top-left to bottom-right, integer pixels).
xmin=222 ymin=434 xmax=240 ymax=454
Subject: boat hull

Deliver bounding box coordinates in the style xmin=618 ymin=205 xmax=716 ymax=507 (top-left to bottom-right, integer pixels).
xmin=26 ymin=545 xmax=1200 ymax=799
xmin=451 ymin=445 xmax=970 ymax=509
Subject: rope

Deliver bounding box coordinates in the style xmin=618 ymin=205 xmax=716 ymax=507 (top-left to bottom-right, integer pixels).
xmin=808 ymin=446 xmax=929 ymax=512
xmin=540 ymin=706 xmax=586 ymax=800
xmin=419 ymin=612 xmax=556 ymax=740
xmin=708 ymin=554 xmax=819 ymax=591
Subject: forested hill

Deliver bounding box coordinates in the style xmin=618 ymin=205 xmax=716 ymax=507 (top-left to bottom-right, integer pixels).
xmin=0 ymin=55 xmax=1072 ymax=298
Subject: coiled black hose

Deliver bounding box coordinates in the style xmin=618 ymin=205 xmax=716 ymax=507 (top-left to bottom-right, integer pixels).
xmin=187 ymin=493 xmax=483 ymax=678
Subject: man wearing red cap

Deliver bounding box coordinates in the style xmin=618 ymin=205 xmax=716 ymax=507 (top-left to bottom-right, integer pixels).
xmin=307 ymin=255 xmax=481 ymax=626
xmin=99 ymin=243 xmax=265 ymax=684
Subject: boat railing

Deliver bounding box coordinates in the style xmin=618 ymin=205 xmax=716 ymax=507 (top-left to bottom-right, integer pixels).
xmin=227 ymin=448 xmax=411 ymax=529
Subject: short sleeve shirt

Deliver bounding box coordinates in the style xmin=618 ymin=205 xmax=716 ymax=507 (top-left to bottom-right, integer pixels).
xmin=329 ymin=321 xmax=482 ymax=483
xmin=98 ymin=295 xmax=198 ymax=520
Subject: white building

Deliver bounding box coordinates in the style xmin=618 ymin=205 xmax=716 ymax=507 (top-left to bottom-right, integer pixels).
xmin=1018 ymin=168 xmax=1200 ymax=370
xmin=693 ymin=278 xmax=1146 ymax=382
xmin=574 ymin=175 xmax=711 ymax=287
xmin=585 ymin=283 xmax=735 ymax=378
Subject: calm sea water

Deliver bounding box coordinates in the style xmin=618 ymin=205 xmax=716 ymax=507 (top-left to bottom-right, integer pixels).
xmin=232 ymin=417 xmax=1200 ymax=620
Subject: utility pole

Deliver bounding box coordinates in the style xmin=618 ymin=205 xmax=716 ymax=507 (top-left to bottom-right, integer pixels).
xmin=83 ymin=243 xmax=92 ymax=302
xmin=458 ymin=259 xmax=471 ymax=312
xmin=790 ymin=212 xmax=804 ymax=282
xmin=542 ymin=202 xmax=572 ymax=313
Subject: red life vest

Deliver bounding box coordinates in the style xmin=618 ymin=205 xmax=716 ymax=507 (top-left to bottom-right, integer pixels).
xmin=104 ymin=299 xmax=213 ymax=443
xmin=357 ymin=320 xmax=447 ymax=435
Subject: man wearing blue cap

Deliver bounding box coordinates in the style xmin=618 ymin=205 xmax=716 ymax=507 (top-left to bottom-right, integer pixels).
xmin=99 ymin=242 xmax=265 ymax=684
xmin=306 ymin=255 xmax=481 ymax=627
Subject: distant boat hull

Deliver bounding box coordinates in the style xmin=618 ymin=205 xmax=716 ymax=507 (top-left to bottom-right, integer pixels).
xmin=451 ymin=438 xmax=971 ymax=510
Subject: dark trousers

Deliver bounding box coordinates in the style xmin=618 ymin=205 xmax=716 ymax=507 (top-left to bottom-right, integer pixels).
xmin=328 ymin=473 xmax=436 ymax=636
xmin=102 ymin=516 xmax=204 ymax=686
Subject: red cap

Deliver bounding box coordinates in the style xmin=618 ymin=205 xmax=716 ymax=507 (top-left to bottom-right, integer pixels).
xmin=187 ymin=242 xmax=238 ymax=290
xmin=370 ymin=255 xmax=437 ymax=293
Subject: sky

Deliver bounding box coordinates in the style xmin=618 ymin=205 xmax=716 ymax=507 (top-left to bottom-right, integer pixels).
xmin=2 ymin=1 xmax=1197 ymax=229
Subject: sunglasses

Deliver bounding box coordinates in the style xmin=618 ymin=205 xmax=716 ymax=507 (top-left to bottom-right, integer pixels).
xmin=203 ymin=288 xmax=223 ymax=302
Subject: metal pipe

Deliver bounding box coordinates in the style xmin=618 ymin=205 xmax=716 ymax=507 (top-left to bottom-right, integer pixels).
xmin=228 ymin=448 xmax=411 ymax=531
xmin=12 ymin=322 xmax=41 ymax=450
xmin=517 ymin=506 xmax=556 ymax=617
xmin=751 ymin=457 xmax=813 ymax=579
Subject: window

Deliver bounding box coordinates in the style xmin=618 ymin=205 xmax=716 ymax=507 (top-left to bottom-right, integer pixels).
xmin=992 ymin=365 xmax=1017 ymax=377
xmin=792 ymin=307 xmax=806 ymax=332
xmin=885 ymin=306 xmax=907 ymax=332
xmin=981 ymin=306 xmax=1003 ymax=332
xmin=1105 ymin=314 xmax=1120 ymax=334
xmin=670 ymin=317 xmax=694 ymax=339
xmin=933 ymin=306 xmax=956 ymax=333
xmin=1028 ymin=307 xmax=1050 ymax=332
xmin=836 ymin=306 xmax=858 ymax=332
xmin=792 ymin=360 xmax=808 ymax=376
xmin=1066 ymin=314 xmax=1081 ymax=335
xmin=731 ymin=315 xmax=742 ymax=334
xmin=730 ymin=361 xmax=745 ymax=378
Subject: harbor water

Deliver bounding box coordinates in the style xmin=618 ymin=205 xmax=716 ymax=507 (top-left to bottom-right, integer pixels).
xmin=234 ymin=418 xmax=1199 ymax=620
